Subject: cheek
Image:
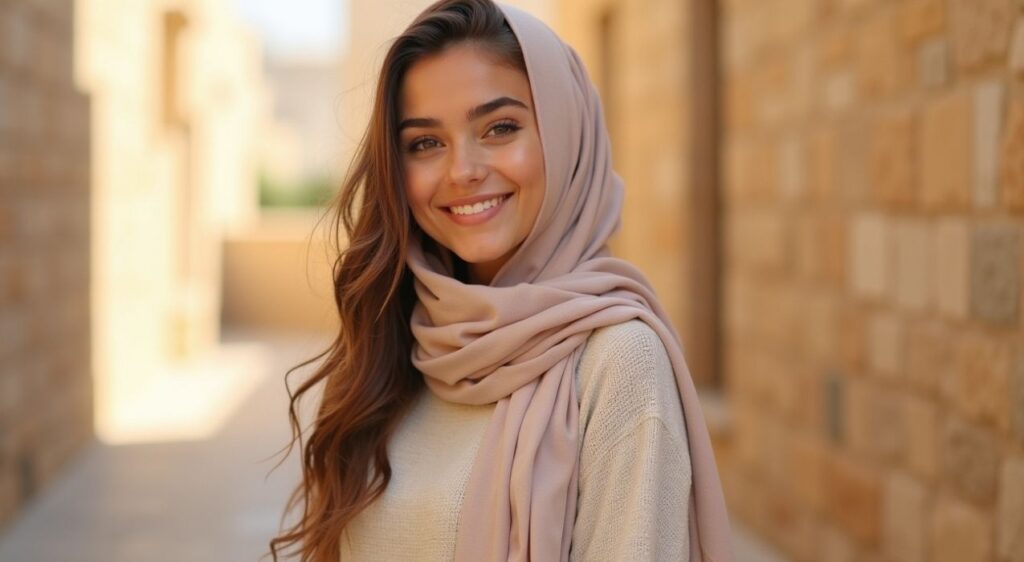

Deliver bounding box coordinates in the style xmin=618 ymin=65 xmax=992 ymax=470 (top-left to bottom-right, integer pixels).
xmin=404 ymin=167 xmax=436 ymax=216
xmin=497 ymin=139 xmax=545 ymax=196
xmin=508 ymin=139 xmax=545 ymax=218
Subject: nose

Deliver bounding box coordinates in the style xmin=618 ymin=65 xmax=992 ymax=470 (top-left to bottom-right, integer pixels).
xmin=446 ymin=139 xmax=487 ymax=186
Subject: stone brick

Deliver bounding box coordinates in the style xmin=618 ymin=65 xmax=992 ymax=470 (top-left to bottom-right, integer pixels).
xmin=0 ymin=4 xmax=33 ymax=72
xmin=1012 ymin=348 xmax=1024 ymax=444
xmin=801 ymin=291 xmax=837 ymax=363
xmin=725 ymin=70 xmax=755 ymax=131
xmin=893 ymin=217 xmax=932 ymax=311
xmin=974 ymin=81 xmax=1004 ymax=209
xmin=932 ymin=217 xmax=970 ymax=319
xmin=952 ymin=333 xmax=1012 ymax=432
xmin=796 ymin=208 xmax=846 ymax=286
xmin=1002 ymin=99 xmax=1024 ymax=211
xmin=779 ymin=136 xmax=804 ymax=201
xmin=997 ymin=456 xmax=1024 ymax=562
xmin=1011 ymin=18 xmax=1024 ymax=76
xmin=906 ymin=320 xmax=952 ymax=396
xmin=920 ymin=90 xmax=973 ymax=210
xmin=970 ymin=223 xmax=1020 ymax=325
xmin=904 ymin=393 xmax=940 ymax=482
xmin=788 ymin=434 xmax=827 ymax=513
xmin=856 ymin=11 xmax=913 ymax=100
xmin=838 ymin=304 xmax=867 ymax=370
xmin=759 ymin=283 xmax=802 ymax=353
xmin=725 ymin=138 xmax=779 ymax=204
xmin=806 ymin=127 xmax=838 ymax=202
xmin=867 ymin=386 xmax=908 ymax=465
xmin=918 ymin=39 xmax=949 ymax=90
xmin=822 ymin=70 xmax=856 ymax=113
xmin=824 ymin=453 xmax=882 ymax=547
xmin=727 ymin=208 xmax=790 ymax=273
xmin=883 ymin=471 xmax=928 ymax=562
xmin=942 ymin=416 xmax=999 ymax=505
xmin=817 ymin=523 xmax=858 ymax=562
xmin=844 ymin=376 xmax=873 ymax=456
xmin=931 ymin=495 xmax=994 ymax=562
xmin=949 ymin=0 xmax=1014 ymax=71
xmin=849 ymin=212 xmax=890 ymax=300
xmin=866 ymin=311 xmax=903 ymax=378
xmin=816 ymin=26 xmax=855 ymax=70
xmin=900 ymin=0 xmax=946 ymax=44
xmin=869 ymin=111 xmax=916 ymax=208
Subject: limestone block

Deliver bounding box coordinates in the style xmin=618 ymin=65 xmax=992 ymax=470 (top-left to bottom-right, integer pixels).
xmin=1001 ymin=99 xmax=1024 ymax=211
xmin=970 ymin=223 xmax=1020 ymax=325
xmin=894 ymin=217 xmax=932 ymax=311
xmin=883 ymin=471 xmax=928 ymax=562
xmin=930 ymin=495 xmax=994 ymax=562
xmin=920 ymin=90 xmax=973 ymax=210
xmin=974 ymin=81 xmax=1005 ymax=209
xmin=869 ymin=111 xmax=916 ymax=208
xmin=849 ymin=212 xmax=890 ymax=300
xmin=997 ymin=456 xmax=1024 ymax=562
xmin=942 ymin=416 xmax=999 ymax=504
xmin=949 ymin=0 xmax=1014 ymax=71
xmin=932 ymin=217 xmax=970 ymax=319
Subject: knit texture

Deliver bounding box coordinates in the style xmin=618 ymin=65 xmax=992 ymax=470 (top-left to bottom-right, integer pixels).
xmin=339 ymin=319 xmax=691 ymax=561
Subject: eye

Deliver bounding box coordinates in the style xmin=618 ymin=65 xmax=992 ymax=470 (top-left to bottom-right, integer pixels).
xmin=407 ymin=136 xmax=440 ymax=153
xmin=485 ymin=119 xmax=521 ymax=137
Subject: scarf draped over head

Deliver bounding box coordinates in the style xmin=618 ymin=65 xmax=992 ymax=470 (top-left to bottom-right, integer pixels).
xmin=403 ymin=3 xmax=734 ymax=561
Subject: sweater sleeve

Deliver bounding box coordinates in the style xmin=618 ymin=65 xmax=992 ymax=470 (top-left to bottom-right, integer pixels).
xmin=570 ymin=319 xmax=692 ymax=562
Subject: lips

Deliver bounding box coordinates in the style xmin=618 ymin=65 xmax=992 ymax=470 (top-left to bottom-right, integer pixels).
xmin=443 ymin=193 xmax=512 ymax=226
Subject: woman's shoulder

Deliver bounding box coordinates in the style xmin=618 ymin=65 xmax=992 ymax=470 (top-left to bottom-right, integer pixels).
xmin=575 ymin=318 xmax=688 ymax=445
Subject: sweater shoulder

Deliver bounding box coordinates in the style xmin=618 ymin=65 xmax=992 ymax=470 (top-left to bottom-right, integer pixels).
xmin=574 ymin=319 xmax=687 ymax=446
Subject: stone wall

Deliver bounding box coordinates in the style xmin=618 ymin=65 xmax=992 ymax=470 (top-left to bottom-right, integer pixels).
xmin=557 ymin=0 xmax=1024 ymax=559
xmin=0 ymin=0 xmax=93 ymax=528
xmin=721 ymin=0 xmax=1024 ymax=560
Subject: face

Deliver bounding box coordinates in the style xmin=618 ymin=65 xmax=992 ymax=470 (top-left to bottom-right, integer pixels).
xmin=398 ymin=42 xmax=545 ymax=285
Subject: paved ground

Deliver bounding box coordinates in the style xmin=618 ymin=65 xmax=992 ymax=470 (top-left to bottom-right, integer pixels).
xmin=0 ymin=332 xmax=790 ymax=562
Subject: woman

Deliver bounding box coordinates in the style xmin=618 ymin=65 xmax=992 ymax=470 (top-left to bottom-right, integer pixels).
xmin=269 ymin=1 xmax=733 ymax=560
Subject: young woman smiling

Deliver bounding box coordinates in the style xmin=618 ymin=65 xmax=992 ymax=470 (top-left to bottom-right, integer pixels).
xmin=269 ymin=1 xmax=734 ymax=561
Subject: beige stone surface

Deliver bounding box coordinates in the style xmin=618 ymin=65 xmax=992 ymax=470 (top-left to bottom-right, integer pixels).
xmin=893 ymin=217 xmax=932 ymax=311
xmin=932 ymin=216 xmax=970 ymax=319
xmin=1003 ymin=99 xmax=1024 ymax=211
xmin=570 ymin=0 xmax=1024 ymax=558
xmin=900 ymin=0 xmax=947 ymax=44
xmin=0 ymin=0 xmax=93 ymax=529
xmin=948 ymin=0 xmax=1013 ymax=71
xmin=942 ymin=416 xmax=999 ymax=505
xmin=883 ymin=471 xmax=928 ymax=562
xmin=920 ymin=90 xmax=973 ymax=210
xmin=997 ymin=456 xmax=1024 ymax=562
xmin=952 ymin=333 xmax=1012 ymax=432
xmin=823 ymin=453 xmax=882 ymax=548
xmin=849 ymin=212 xmax=890 ymax=300
xmin=866 ymin=311 xmax=904 ymax=378
xmin=869 ymin=111 xmax=916 ymax=208
xmin=903 ymin=393 xmax=940 ymax=482
xmin=930 ymin=495 xmax=994 ymax=562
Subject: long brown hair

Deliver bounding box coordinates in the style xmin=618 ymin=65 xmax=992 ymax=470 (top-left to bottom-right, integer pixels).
xmin=267 ymin=1 xmax=526 ymax=560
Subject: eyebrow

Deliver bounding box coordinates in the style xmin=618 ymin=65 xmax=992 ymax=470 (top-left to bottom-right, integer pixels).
xmin=398 ymin=96 xmax=529 ymax=132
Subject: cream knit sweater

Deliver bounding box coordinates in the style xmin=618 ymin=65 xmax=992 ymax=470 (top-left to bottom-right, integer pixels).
xmin=339 ymin=319 xmax=692 ymax=561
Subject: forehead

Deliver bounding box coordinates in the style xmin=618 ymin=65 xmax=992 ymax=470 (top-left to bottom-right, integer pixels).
xmin=399 ymin=43 xmax=532 ymax=118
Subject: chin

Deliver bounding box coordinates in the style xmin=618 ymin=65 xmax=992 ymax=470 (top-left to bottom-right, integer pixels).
xmin=453 ymin=245 xmax=506 ymax=265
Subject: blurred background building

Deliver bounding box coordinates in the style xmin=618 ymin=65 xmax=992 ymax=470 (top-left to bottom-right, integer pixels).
xmin=2 ymin=0 xmax=1024 ymax=561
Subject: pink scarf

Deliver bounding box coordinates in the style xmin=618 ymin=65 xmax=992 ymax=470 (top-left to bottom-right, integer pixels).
xmin=404 ymin=3 xmax=734 ymax=560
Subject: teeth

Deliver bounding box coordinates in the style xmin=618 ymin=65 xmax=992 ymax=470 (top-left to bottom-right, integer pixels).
xmin=450 ymin=194 xmax=507 ymax=216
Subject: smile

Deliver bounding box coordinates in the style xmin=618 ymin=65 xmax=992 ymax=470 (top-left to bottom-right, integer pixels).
xmin=444 ymin=193 xmax=512 ymax=225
